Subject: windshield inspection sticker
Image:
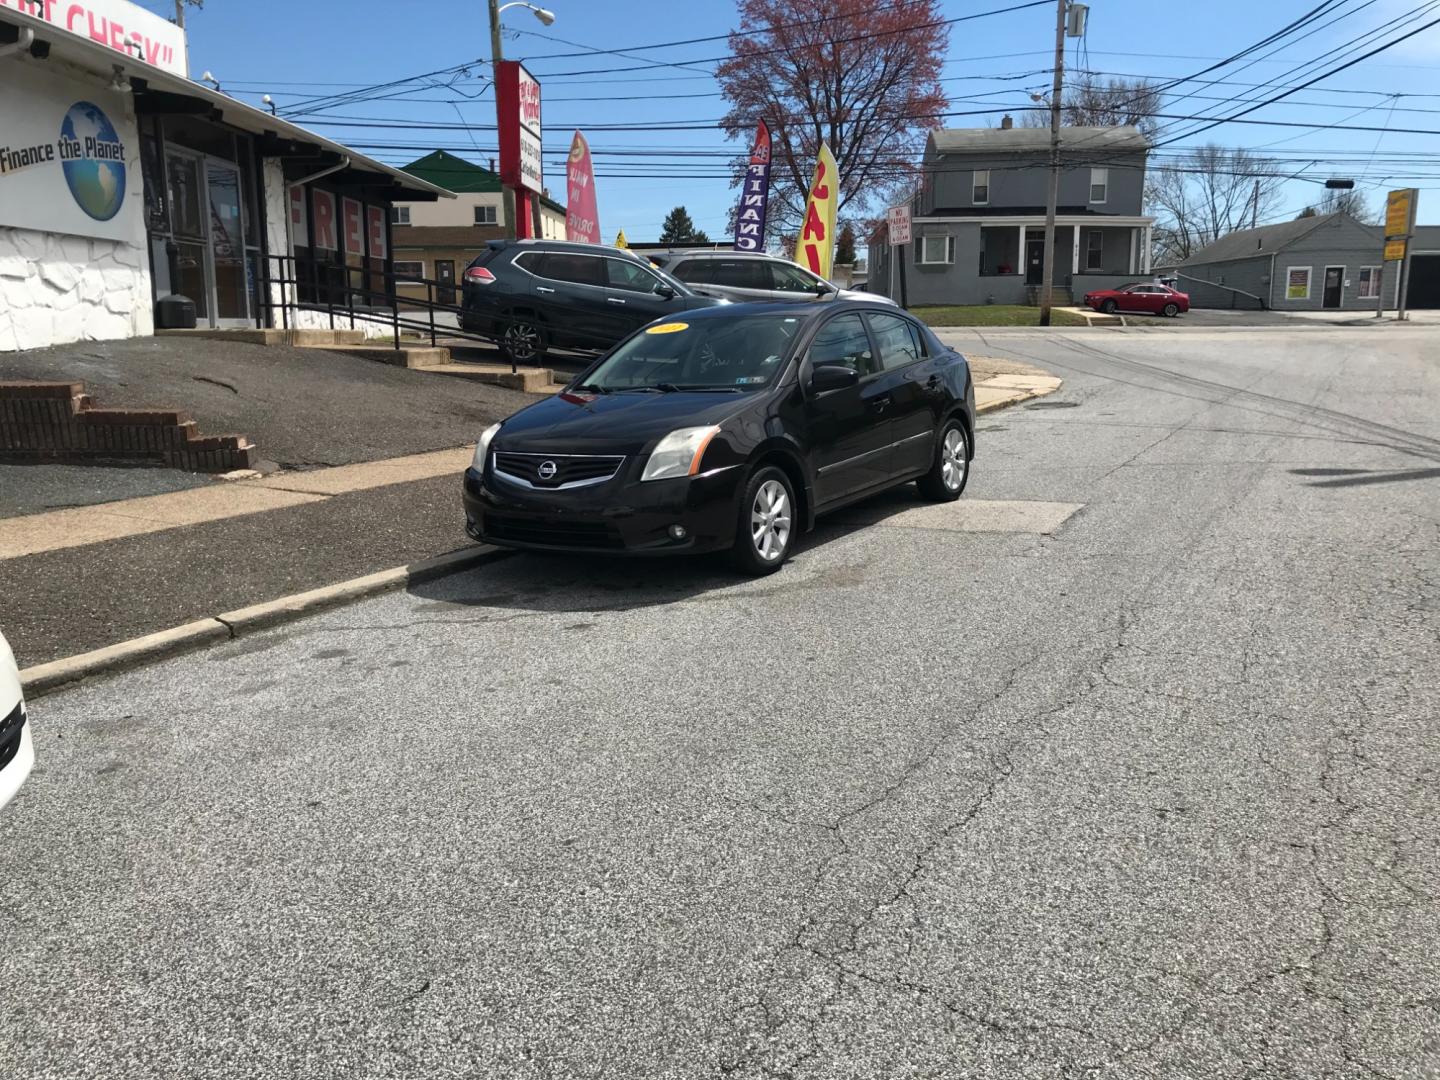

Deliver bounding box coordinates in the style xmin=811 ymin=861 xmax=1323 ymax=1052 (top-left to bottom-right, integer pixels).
xmin=645 ymin=322 xmax=690 ymax=335
xmin=736 ymin=376 xmax=766 ymax=384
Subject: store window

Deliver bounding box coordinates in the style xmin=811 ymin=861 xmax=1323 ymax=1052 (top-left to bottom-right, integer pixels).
xmin=473 ymin=205 xmax=498 ymax=225
xmin=391 ymin=205 xmax=411 ymax=225
xmin=393 ymin=261 xmax=425 ymax=281
xmin=1357 ymin=266 xmax=1380 ymax=299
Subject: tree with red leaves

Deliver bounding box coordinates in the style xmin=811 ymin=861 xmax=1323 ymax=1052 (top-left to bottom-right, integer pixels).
xmin=717 ymin=0 xmax=948 ymax=244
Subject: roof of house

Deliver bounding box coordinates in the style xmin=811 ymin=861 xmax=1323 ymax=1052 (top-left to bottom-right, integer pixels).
xmin=1180 ymin=213 xmax=1344 ymax=265
xmin=401 ymin=151 xmax=567 ymax=215
xmin=929 ymin=125 xmax=1148 ymax=155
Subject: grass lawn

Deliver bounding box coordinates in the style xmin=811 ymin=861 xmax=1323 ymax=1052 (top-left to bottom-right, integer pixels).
xmin=910 ymin=304 xmax=1090 ymax=327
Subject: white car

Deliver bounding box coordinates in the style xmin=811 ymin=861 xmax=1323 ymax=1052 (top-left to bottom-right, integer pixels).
xmin=0 ymin=630 xmax=33 ymax=811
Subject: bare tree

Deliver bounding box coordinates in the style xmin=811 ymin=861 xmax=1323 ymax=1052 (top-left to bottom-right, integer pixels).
xmin=1320 ymin=186 xmax=1376 ymax=222
xmin=717 ymin=0 xmax=948 ymax=240
xmin=1146 ymin=145 xmax=1284 ymax=264
xmin=1020 ymin=73 xmax=1165 ymax=138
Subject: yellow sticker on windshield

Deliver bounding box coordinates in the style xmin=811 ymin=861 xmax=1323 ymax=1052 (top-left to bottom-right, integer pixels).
xmin=645 ymin=322 xmax=690 ymax=335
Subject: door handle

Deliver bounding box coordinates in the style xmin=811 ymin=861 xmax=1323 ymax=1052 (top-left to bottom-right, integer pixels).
xmin=926 ymin=374 xmax=941 ymax=389
xmin=606 ymin=297 xmax=627 ymax=305
xmin=536 ymin=286 xmax=555 ymax=294
xmin=870 ymin=394 xmax=892 ymax=412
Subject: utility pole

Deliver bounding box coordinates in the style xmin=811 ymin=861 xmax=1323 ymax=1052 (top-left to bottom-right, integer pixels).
xmin=488 ymin=0 xmax=519 ymax=241
xmin=1037 ymin=0 xmax=1067 ymax=328
xmin=1251 ymin=178 xmax=1260 ymax=229
xmin=173 ymin=0 xmax=200 ymax=29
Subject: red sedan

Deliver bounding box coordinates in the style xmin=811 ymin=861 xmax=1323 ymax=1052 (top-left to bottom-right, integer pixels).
xmin=1083 ymin=283 xmax=1190 ymax=317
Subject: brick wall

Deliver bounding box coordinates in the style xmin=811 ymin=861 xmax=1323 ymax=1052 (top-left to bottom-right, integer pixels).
xmin=0 ymin=382 xmax=253 ymax=473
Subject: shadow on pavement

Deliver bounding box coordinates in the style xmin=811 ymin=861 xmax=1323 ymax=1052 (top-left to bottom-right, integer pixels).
xmin=406 ymin=484 xmax=937 ymax=615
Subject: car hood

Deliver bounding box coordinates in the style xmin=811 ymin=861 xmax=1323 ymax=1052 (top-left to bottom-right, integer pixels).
xmin=492 ymin=389 xmax=753 ymax=456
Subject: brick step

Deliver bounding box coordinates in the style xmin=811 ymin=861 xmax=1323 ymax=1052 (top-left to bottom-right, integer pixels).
xmin=0 ymin=381 xmax=253 ymax=473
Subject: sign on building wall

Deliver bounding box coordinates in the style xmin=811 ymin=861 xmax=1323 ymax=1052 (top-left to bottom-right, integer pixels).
xmin=0 ymin=62 xmax=140 ymax=242
xmin=366 ymin=206 xmax=387 ymax=259
xmin=288 ymin=185 xmax=307 ymax=244
xmin=311 ymin=189 xmax=336 ymax=251
xmin=341 ymin=197 xmax=363 ymax=257
xmin=0 ymin=0 xmax=187 ymax=77
xmin=496 ymin=60 xmax=543 ymax=194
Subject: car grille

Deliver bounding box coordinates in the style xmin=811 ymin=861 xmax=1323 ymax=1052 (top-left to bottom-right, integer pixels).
xmin=0 ymin=700 xmax=26 ymax=772
xmin=492 ymin=452 xmax=624 ymax=490
xmin=484 ymin=513 xmax=623 ymax=549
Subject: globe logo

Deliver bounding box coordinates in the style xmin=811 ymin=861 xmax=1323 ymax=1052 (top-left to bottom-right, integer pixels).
xmin=60 ymin=101 xmax=126 ymax=222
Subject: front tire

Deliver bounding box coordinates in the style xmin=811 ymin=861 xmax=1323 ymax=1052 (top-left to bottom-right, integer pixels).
xmin=1100 ymin=299 xmax=1118 ymax=314
xmin=1162 ymin=302 xmax=1179 ymax=318
xmin=917 ymin=419 xmax=970 ymax=502
xmin=731 ymin=466 xmax=795 ymax=575
xmin=500 ymin=313 xmax=546 ymax=364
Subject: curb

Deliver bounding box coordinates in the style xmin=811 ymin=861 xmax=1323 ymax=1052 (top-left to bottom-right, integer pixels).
xmin=975 ymin=378 xmax=1061 ymax=414
xmin=19 ymin=545 xmax=511 ymax=697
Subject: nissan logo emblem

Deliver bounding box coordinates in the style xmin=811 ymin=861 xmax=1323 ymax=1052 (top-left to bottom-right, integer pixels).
xmin=537 ymin=460 xmax=558 ymax=480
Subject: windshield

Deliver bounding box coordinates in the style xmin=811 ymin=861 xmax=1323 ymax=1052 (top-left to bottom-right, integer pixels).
xmin=579 ymin=314 xmax=803 ymax=392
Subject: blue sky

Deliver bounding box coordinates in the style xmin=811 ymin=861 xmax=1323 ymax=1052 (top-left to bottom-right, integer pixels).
xmin=157 ymin=0 xmax=1440 ymax=233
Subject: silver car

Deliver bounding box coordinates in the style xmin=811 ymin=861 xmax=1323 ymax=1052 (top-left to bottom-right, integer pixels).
xmin=654 ymin=250 xmax=895 ymax=306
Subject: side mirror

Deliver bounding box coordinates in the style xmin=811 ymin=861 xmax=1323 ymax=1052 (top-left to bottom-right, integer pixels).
xmin=654 ymin=283 xmax=676 ymax=300
xmin=814 ymin=282 xmax=831 ymax=296
xmin=810 ymin=363 xmax=859 ymax=393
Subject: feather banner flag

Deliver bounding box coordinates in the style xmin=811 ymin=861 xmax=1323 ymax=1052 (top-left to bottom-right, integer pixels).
xmin=565 ymin=131 xmax=600 ymax=243
xmin=732 ymin=120 xmax=771 ymax=252
xmin=796 ymin=142 xmax=838 ymax=278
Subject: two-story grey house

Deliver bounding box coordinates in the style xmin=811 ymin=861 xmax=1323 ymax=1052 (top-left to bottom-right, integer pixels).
xmin=868 ymin=119 xmax=1156 ymax=306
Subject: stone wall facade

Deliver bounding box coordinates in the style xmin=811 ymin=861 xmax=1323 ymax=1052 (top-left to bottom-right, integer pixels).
xmin=0 ymin=227 xmax=154 ymax=353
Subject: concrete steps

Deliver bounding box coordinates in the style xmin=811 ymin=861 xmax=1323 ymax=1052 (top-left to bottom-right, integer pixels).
xmin=157 ymin=328 xmax=367 ymax=347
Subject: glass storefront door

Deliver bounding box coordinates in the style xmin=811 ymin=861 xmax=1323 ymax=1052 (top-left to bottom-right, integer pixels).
xmin=163 ymin=146 xmax=250 ymax=326
xmin=206 ymin=161 xmax=248 ymax=323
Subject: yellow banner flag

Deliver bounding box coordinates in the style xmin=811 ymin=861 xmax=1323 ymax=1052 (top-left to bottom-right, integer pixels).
xmin=796 ymin=142 xmax=838 ymax=279
xmin=615 ymin=229 xmax=629 ymax=249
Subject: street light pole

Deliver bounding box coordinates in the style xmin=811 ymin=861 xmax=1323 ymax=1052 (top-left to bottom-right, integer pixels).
xmin=1038 ymin=0 xmax=1066 ymax=328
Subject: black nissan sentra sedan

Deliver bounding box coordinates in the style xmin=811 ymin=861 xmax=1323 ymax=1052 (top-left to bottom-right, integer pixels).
xmin=462 ymin=301 xmax=975 ymax=575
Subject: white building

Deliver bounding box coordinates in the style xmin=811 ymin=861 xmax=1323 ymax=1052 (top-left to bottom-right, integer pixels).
xmin=0 ymin=0 xmax=451 ymax=352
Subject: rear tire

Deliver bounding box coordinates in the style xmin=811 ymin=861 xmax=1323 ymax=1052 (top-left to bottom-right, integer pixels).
xmin=730 ymin=466 xmax=796 ymax=576
xmin=1162 ymin=302 xmax=1179 ymax=318
xmin=500 ymin=313 xmax=547 ymax=364
xmin=1100 ymin=299 xmax=1118 ymax=314
xmin=917 ymin=419 xmax=970 ymax=502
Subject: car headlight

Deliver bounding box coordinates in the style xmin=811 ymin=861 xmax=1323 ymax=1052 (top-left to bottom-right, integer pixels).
xmin=471 ymin=422 xmax=502 ymax=470
xmin=641 ymin=425 xmax=720 ymax=482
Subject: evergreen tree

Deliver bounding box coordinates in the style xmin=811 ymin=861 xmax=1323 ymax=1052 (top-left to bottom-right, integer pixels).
xmin=659 ymin=206 xmax=705 ymax=245
xmin=835 ymin=223 xmax=857 ymax=265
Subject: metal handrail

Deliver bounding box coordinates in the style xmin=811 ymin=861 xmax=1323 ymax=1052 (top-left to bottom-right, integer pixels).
xmin=254 ymin=252 xmax=543 ymax=373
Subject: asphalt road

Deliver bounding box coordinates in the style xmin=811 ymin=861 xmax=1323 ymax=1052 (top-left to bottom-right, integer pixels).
xmin=2 ymin=326 xmax=1438 ymax=1078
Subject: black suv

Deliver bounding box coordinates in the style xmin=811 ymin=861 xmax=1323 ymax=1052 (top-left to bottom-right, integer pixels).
xmin=460 ymin=240 xmax=724 ymax=363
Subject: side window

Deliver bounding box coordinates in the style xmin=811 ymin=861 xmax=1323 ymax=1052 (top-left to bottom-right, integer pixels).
xmin=768 ymin=261 xmax=823 ymax=293
xmin=512 ymin=251 xmax=544 ymax=275
xmin=670 ymin=260 xmax=713 ymax=284
xmin=867 ymin=312 xmax=924 ymax=371
xmin=605 ymin=257 xmax=662 ymax=293
xmin=538 ymin=253 xmax=604 ymax=287
xmin=710 ymin=259 xmax=769 ymax=290
xmin=808 ymin=313 xmax=874 ymax=376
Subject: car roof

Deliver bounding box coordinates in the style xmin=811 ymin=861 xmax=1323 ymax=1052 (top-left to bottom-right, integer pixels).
xmin=670 ymin=249 xmax=782 ymax=260
xmin=664 ymin=299 xmax=906 ymax=321
xmin=486 ymin=238 xmax=651 ymax=264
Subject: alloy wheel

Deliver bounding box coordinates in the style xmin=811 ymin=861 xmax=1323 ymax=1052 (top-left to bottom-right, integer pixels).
xmin=750 ymin=479 xmax=792 ymax=562
xmin=941 ymin=428 xmax=967 ymax=491
xmin=503 ymin=321 xmax=540 ymax=361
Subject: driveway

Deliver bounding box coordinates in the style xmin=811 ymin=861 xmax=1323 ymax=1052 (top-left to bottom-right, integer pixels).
xmin=2 ymin=327 xmax=1438 ymax=1077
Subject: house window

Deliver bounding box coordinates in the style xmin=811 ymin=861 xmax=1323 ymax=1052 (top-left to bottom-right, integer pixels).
xmin=473 ymin=204 xmax=498 ymax=225
xmin=1086 ymin=230 xmax=1103 ymax=271
xmin=392 ymin=260 xmax=424 ymax=281
xmin=1285 ymin=266 xmax=1311 ymax=301
xmin=972 ymin=170 xmax=989 ymax=205
xmin=1357 ymin=266 xmax=1380 ymax=299
xmin=1089 ymin=168 xmax=1108 ymax=204
xmin=915 ymin=234 xmax=956 ymax=265
xmin=390 ymin=205 xmax=411 ymax=225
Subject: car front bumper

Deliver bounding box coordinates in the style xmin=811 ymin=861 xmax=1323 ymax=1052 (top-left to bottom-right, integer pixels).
xmin=0 ymin=701 xmax=34 ymax=813
xmin=462 ymin=464 xmax=748 ymax=556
